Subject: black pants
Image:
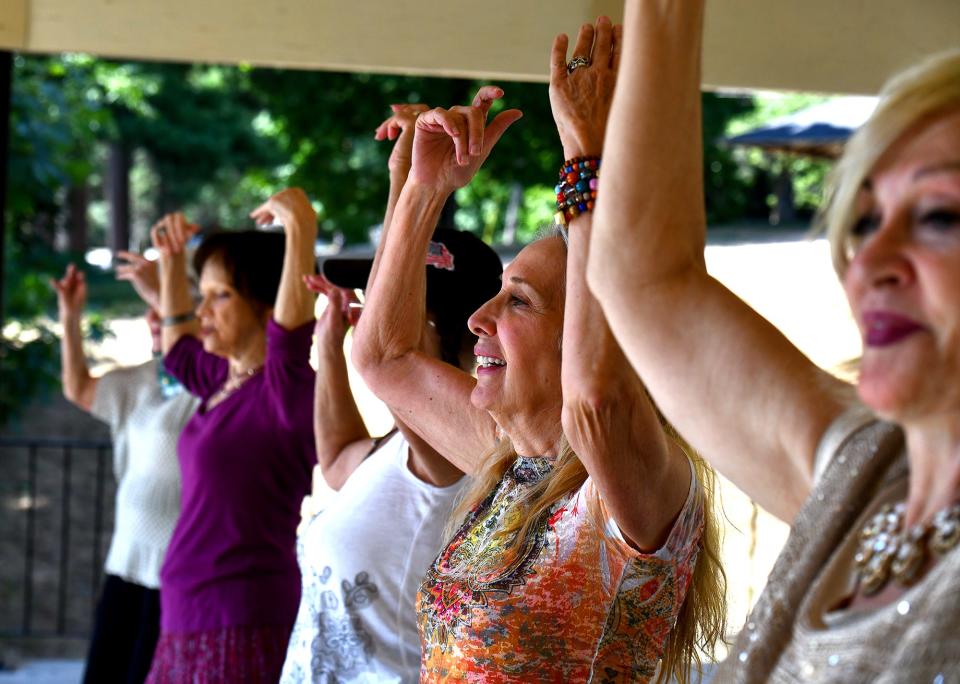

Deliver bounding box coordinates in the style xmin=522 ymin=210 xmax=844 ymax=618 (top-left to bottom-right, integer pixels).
xmin=82 ymin=574 xmax=161 ymax=684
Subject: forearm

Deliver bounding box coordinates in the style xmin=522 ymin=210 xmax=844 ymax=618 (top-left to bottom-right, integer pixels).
xmin=561 ymin=214 xmax=633 ymax=404
xmin=314 ymin=334 xmax=370 ymax=474
xmin=59 ymin=313 xmax=96 ymax=409
xmin=274 ymin=224 xmax=317 ymax=330
xmin=562 ymin=213 xmax=679 ymax=536
xmin=353 ymin=180 xmax=447 ymax=370
xmin=590 ymin=0 xmax=707 ymax=295
xmin=366 ymin=170 xmax=408 ymax=293
xmin=159 ymin=253 xmax=198 ymax=355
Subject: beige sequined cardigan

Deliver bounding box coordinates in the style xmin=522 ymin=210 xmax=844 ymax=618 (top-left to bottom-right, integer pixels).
xmin=714 ymin=410 xmax=960 ymax=683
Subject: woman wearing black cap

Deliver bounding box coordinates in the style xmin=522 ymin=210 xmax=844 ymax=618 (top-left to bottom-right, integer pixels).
xmin=279 ymin=104 xmax=503 ymax=684
xmin=352 ymin=26 xmax=724 ymax=682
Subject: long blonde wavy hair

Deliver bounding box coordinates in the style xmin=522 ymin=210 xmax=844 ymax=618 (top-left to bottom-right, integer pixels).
xmin=444 ymin=235 xmax=727 ymax=683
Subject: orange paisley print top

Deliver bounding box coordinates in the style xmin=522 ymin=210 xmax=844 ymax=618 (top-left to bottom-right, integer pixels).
xmin=417 ymin=455 xmax=703 ymax=682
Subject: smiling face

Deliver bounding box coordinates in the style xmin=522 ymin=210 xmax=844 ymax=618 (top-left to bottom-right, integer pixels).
xmin=842 ymin=107 xmax=960 ymax=422
xmin=466 ymin=237 xmax=567 ymax=428
xmin=196 ymin=256 xmax=269 ymax=360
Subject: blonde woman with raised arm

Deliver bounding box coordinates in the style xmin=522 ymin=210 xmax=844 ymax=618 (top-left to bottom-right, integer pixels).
xmin=589 ymin=0 xmax=960 ymax=680
xmin=352 ymin=18 xmax=724 ymax=682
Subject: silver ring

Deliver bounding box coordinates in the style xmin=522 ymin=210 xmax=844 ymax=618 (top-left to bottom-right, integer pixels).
xmin=156 ymin=227 xmax=167 ymax=236
xmin=566 ymin=56 xmax=592 ymax=74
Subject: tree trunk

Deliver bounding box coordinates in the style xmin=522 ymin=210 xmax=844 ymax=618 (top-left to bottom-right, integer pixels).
xmin=501 ymin=183 xmax=523 ymax=246
xmin=0 ymin=51 xmax=12 ymax=329
xmin=66 ymin=183 xmax=89 ymax=254
xmin=771 ymin=162 xmax=796 ymax=226
xmin=107 ymin=141 xmax=131 ymax=253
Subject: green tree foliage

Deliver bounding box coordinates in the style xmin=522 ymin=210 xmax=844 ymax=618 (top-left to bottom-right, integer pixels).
xmin=726 ymin=93 xmax=835 ymax=223
xmin=2 ymin=54 xmax=768 ymax=424
xmin=7 ymin=54 xmax=112 ymax=243
xmin=115 ymin=63 xmax=282 ymax=216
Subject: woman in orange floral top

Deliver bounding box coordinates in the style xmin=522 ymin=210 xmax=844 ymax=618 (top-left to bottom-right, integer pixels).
xmin=352 ymin=18 xmax=725 ymax=683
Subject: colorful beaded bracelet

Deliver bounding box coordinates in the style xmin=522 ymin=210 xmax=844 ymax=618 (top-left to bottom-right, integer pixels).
xmin=554 ymin=156 xmax=600 ymax=225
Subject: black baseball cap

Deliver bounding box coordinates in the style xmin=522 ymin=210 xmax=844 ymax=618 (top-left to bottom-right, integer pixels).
xmin=321 ymin=228 xmax=503 ymax=339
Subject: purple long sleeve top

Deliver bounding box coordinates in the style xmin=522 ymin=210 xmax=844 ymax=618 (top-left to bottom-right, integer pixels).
xmin=160 ymin=319 xmax=316 ymax=634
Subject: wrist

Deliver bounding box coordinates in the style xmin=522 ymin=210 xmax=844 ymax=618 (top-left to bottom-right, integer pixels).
xmin=555 ymin=156 xmax=601 ymax=226
xmin=402 ymin=177 xmax=454 ymax=206
xmin=285 ymin=213 xmax=318 ymax=237
xmin=60 ymin=311 xmax=82 ymax=327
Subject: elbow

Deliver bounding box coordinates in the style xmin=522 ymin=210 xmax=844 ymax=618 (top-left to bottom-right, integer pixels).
xmin=62 ymin=383 xmax=79 ymax=405
xmin=561 ymin=390 xmax=614 ymax=447
xmin=63 ymin=377 xmax=94 ymax=411
xmin=350 ymin=331 xmax=394 ymax=395
xmin=350 ymin=332 xmax=381 ymax=380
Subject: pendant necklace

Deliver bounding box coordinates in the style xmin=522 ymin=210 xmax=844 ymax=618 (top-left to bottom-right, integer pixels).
xmin=208 ymin=365 xmax=262 ymax=408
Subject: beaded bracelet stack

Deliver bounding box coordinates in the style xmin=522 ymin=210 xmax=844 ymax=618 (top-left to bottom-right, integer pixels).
xmin=554 ymin=156 xmax=600 ymax=226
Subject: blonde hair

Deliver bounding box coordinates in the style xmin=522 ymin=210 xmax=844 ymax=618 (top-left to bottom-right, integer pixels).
xmin=446 ymin=419 xmax=726 ymax=683
xmin=820 ymin=49 xmax=960 ymax=275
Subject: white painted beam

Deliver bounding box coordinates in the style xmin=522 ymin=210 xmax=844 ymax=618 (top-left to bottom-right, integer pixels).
xmin=2 ymin=0 xmax=958 ymax=94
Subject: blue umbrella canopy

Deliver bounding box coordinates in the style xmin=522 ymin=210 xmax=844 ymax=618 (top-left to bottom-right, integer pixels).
xmin=726 ymin=96 xmax=878 ymax=158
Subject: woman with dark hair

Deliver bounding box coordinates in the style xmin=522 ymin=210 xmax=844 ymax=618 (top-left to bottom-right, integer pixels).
xmin=145 ymin=188 xmax=317 ymax=683
xmin=280 ymin=104 xmax=503 ymax=684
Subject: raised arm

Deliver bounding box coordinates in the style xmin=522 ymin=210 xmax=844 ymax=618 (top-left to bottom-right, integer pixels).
xmin=51 ymin=264 xmax=98 ymax=411
xmin=351 ymin=88 xmax=522 ymax=473
xmin=150 ymin=213 xmax=201 ymax=355
xmin=553 ymin=18 xmax=691 ymax=551
xmin=303 ymin=105 xmax=429 ymax=488
xmin=374 ymin=102 xmax=430 ymax=274
xmin=588 ymin=0 xmax=848 ymax=521
xmin=115 ymin=250 xmax=161 ymax=311
xmin=303 ymin=273 xmax=371 ymax=490
xmin=250 ymin=188 xmax=318 ymax=330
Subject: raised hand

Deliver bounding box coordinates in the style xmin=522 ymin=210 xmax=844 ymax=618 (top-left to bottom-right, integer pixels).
xmin=375 ymin=103 xmax=430 ymax=180
xmin=115 ymin=250 xmax=161 ymax=310
xmin=407 ymin=85 xmax=523 ymax=193
xmin=50 ymin=263 xmax=87 ymax=321
xmin=151 ymin=212 xmax=200 ymax=258
xmin=250 ymin=187 xmax=317 ymax=237
xmin=304 ymin=274 xmax=360 ymax=344
xmin=549 ymin=16 xmax=622 ymax=159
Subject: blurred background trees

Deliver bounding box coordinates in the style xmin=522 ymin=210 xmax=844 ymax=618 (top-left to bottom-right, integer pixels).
xmin=3 ymin=52 xmax=833 ymax=423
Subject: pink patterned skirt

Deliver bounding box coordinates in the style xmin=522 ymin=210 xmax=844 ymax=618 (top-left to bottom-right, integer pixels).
xmin=145 ymin=624 xmax=290 ymax=683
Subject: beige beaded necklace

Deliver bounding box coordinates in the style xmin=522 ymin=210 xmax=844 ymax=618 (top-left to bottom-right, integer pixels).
xmin=854 ymin=501 xmax=960 ymax=595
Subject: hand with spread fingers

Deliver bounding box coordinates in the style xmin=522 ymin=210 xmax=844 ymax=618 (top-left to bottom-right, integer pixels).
xmin=549 ymin=16 xmax=622 ymax=159
xmin=408 ymin=85 xmax=523 ymax=193
xmin=150 ymin=213 xmax=200 ymax=258
xmin=115 ymin=250 xmax=161 ymax=311
xmin=50 ymin=263 xmax=87 ymax=322
xmin=304 ymin=273 xmax=360 ymax=345
xmin=375 ymin=103 xmax=430 ymax=181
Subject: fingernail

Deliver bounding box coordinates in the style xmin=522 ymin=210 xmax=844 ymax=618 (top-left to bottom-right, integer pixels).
xmin=470 ymin=143 xmax=481 ymax=155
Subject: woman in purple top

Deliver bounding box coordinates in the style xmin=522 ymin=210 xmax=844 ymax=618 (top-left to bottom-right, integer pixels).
xmin=145 ymin=188 xmax=318 ymax=683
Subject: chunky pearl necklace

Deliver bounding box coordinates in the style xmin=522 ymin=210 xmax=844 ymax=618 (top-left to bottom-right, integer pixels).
xmin=854 ymin=501 xmax=960 ymax=595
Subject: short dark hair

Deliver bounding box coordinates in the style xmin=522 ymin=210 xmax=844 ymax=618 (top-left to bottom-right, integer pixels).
xmin=193 ymin=231 xmax=287 ymax=310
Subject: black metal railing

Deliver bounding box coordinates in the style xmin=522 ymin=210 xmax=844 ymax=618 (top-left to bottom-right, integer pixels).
xmin=0 ymin=437 xmax=114 ymax=639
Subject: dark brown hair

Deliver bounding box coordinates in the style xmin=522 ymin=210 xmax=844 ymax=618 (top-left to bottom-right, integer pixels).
xmin=193 ymin=230 xmax=288 ymax=311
